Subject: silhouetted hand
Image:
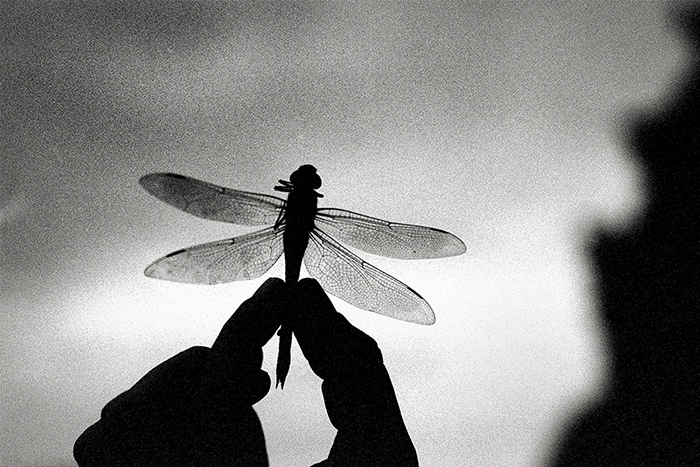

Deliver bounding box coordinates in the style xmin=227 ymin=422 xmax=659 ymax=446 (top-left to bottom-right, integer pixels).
xmin=74 ymin=278 xmax=285 ymax=467
xmin=289 ymin=278 xmax=420 ymax=467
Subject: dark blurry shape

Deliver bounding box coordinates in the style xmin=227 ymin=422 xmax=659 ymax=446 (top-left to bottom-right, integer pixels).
xmin=139 ymin=165 xmax=466 ymax=387
xmin=73 ymin=278 xmax=285 ymax=467
xmin=549 ymin=5 xmax=700 ymax=466
xmin=290 ymin=278 xmax=419 ymax=467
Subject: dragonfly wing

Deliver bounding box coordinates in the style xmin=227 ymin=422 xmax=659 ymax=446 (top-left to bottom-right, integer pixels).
xmin=140 ymin=173 xmax=285 ymax=226
xmin=145 ymin=226 xmax=284 ymax=284
xmin=304 ymin=228 xmax=435 ymax=325
xmin=316 ymin=208 xmax=466 ymax=259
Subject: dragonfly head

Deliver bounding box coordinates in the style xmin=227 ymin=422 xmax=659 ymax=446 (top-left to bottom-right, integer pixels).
xmin=275 ymin=164 xmax=324 ymax=197
xmin=291 ymin=164 xmax=322 ymax=189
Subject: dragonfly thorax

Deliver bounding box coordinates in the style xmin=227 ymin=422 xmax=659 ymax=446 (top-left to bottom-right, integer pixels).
xmin=274 ymin=165 xmax=322 ymax=234
xmin=285 ymin=186 xmax=318 ymax=232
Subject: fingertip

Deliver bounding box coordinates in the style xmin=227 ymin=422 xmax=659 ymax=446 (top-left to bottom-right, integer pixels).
xmin=248 ymin=278 xmax=287 ymax=319
xmin=297 ymin=277 xmax=322 ymax=293
xmin=214 ymin=278 xmax=286 ymax=352
xmin=255 ymin=277 xmax=285 ymax=297
xmin=294 ymin=279 xmax=334 ymax=311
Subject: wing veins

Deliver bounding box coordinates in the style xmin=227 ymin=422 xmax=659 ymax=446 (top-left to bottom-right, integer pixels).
xmin=316 ymin=208 xmax=466 ymax=259
xmin=140 ymin=173 xmax=285 ymax=226
xmin=145 ymin=226 xmax=285 ymax=284
xmin=305 ymin=227 xmax=434 ymax=324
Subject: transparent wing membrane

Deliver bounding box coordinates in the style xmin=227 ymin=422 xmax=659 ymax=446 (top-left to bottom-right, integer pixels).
xmin=316 ymin=208 xmax=466 ymax=259
xmin=304 ymin=228 xmax=435 ymax=325
xmin=145 ymin=226 xmax=284 ymax=284
xmin=140 ymin=173 xmax=285 ymax=226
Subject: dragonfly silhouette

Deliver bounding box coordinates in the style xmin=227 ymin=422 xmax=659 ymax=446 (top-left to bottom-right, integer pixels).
xmin=140 ymin=165 xmax=466 ymax=388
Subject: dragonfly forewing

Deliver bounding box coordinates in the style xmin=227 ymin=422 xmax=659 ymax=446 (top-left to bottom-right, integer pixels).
xmin=145 ymin=226 xmax=285 ymax=284
xmin=140 ymin=173 xmax=285 ymax=226
xmin=316 ymin=208 xmax=466 ymax=259
xmin=304 ymin=228 xmax=435 ymax=325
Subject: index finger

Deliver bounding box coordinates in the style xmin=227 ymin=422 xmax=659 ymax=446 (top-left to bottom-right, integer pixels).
xmin=202 ymin=278 xmax=286 ymax=402
xmin=211 ymin=277 xmax=286 ymax=354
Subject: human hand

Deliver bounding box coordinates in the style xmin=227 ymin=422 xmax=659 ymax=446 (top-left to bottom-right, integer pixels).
xmin=289 ymin=278 xmax=420 ymax=467
xmin=74 ymin=278 xmax=286 ymax=467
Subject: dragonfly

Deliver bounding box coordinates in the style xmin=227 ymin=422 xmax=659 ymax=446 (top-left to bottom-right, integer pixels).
xmin=140 ymin=164 xmax=466 ymax=388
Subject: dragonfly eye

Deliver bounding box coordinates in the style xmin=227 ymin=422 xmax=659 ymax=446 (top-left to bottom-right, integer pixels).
xmin=290 ymin=165 xmax=322 ymax=190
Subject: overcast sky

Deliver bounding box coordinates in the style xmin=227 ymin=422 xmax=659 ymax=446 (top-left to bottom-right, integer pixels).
xmin=1 ymin=1 xmax=687 ymax=466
